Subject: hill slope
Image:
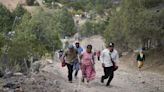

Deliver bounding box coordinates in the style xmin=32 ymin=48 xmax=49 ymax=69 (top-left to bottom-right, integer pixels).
xmin=0 ymin=0 xmax=25 ymax=10
xmin=120 ymin=49 xmax=164 ymax=75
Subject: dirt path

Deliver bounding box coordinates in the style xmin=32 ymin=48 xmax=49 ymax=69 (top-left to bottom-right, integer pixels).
xmin=52 ymin=59 xmax=164 ymax=92
xmin=49 ymin=35 xmax=164 ymax=92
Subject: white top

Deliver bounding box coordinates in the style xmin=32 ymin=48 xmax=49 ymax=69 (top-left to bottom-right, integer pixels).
xmin=100 ymin=49 xmax=119 ymax=67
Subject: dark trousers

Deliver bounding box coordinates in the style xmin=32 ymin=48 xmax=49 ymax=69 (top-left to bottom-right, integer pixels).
xmin=97 ymin=56 xmax=100 ymax=61
xmin=101 ymin=66 xmax=114 ymax=86
xmin=66 ymin=63 xmax=73 ymax=81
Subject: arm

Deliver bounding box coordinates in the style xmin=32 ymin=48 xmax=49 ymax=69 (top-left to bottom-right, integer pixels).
xmin=100 ymin=51 xmax=104 ymax=63
xmin=79 ymin=53 xmax=83 ymax=64
xmin=114 ymin=52 xmax=119 ymax=66
xmin=77 ymin=54 xmax=80 ymax=63
xmin=136 ymin=54 xmax=139 ymax=61
xmin=92 ymin=53 xmax=95 ymax=64
xmin=143 ymin=54 xmax=145 ymax=61
xmin=62 ymin=50 xmax=67 ymax=60
xmin=100 ymin=51 xmax=105 ymax=67
xmin=81 ymin=47 xmax=83 ymax=53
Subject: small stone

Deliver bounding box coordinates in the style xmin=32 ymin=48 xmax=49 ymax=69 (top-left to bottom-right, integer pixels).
xmin=15 ymin=87 xmax=23 ymax=92
xmin=3 ymin=83 xmax=15 ymax=89
xmin=13 ymin=73 xmax=23 ymax=76
xmin=141 ymin=81 xmax=145 ymax=84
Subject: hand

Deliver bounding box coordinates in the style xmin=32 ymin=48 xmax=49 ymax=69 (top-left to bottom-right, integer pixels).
xmin=92 ymin=62 xmax=95 ymax=65
xmin=79 ymin=62 xmax=82 ymax=65
xmin=102 ymin=63 xmax=105 ymax=68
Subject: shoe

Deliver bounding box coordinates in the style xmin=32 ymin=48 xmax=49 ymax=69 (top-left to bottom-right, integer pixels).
xmin=69 ymin=81 xmax=73 ymax=83
xmin=101 ymin=77 xmax=104 ymax=83
xmin=86 ymin=82 xmax=91 ymax=88
xmin=106 ymin=84 xmax=112 ymax=88
xmin=106 ymin=84 xmax=110 ymax=86
xmin=87 ymin=80 xmax=89 ymax=83
xmin=74 ymin=76 xmax=78 ymax=80
xmin=81 ymin=78 xmax=85 ymax=83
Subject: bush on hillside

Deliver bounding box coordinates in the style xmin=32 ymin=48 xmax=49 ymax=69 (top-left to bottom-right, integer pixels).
xmin=104 ymin=0 xmax=164 ymax=51
xmin=26 ymin=0 xmax=35 ymax=6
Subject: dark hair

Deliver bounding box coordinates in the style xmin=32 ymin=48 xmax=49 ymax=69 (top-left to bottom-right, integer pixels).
xmin=75 ymin=42 xmax=79 ymax=44
xmin=87 ymin=44 xmax=92 ymax=49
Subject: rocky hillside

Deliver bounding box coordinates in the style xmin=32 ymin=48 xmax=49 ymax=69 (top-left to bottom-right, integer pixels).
xmin=0 ymin=0 xmax=25 ymax=10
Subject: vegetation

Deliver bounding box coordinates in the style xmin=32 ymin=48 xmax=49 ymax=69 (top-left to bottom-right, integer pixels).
xmin=43 ymin=0 xmax=57 ymax=3
xmin=43 ymin=0 xmax=116 ymax=14
xmin=55 ymin=9 xmax=76 ymax=37
xmin=104 ymin=0 xmax=164 ymax=51
xmin=0 ymin=4 xmax=76 ymax=72
xmin=0 ymin=0 xmax=164 ymax=73
xmin=0 ymin=4 xmax=13 ymax=33
xmin=80 ymin=20 xmax=108 ymax=37
xmin=26 ymin=0 xmax=36 ymax=6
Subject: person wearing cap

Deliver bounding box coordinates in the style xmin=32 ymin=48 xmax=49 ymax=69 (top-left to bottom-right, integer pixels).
xmin=73 ymin=41 xmax=83 ymax=79
xmin=136 ymin=49 xmax=145 ymax=71
xmin=62 ymin=45 xmax=78 ymax=83
xmin=100 ymin=42 xmax=119 ymax=86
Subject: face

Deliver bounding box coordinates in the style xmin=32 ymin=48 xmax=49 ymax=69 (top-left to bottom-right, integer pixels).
xmin=75 ymin=43 xmax=80 ymax=48
xmin=140 ymin=50 xmax=143 ymax=54
xmin=69 ymin=48 xmax=74 ymax=52
xmin=87 ymin=47 xmax=92 ymax=53
xmin=108 ymin=46 xmax=114 ymax=52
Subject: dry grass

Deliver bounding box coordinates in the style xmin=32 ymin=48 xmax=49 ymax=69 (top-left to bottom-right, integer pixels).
xmin=0 ymin=0 xmax=41 ymax=15
xmin=0 ymin=0 xmax=25 ymax=10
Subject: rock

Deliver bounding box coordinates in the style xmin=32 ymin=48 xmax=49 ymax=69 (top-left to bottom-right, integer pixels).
xmin=14 ymin=87 xmax=23 ymax=92
xmin=3 ymin=70 xmax=13 ymax=78
xmin=46 ymin=59 xmax=53 ymax=64
xmin=122 ymin=52 xmax=129 ymax=56
xmin=53 ymin=80 xmax=60 ymax=86
xmin=3 ymin=88 xmax=11 ymax=92
xmin=31 ymin=61 xmax=42 ymax=73
xmin=141 ymin=81 xmax=145 ymax=84
xmin=13 ymin=72 xmax=23 ymax=76
xmin=3 ymin=83 xmax=16 ymax=89
xmin=3 ymin=82 xmax=21 ymax=89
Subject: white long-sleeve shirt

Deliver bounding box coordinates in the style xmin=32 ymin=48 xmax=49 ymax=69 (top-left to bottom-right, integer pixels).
xmin=100 ymin=49 xmax=119 ymax=67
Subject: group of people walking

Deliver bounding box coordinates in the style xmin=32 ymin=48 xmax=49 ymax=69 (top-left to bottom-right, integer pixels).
xmin=60 ymin=41 xmax=119 ymax=87
xmin=60 ymin=41 xmax=145 ymax=87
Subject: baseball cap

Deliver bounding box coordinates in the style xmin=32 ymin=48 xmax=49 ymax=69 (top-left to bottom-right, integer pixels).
xmin=108 ymin=42 xmax=114 ymax=47
xmin=68 ymin=45 xmax=74 ymax=49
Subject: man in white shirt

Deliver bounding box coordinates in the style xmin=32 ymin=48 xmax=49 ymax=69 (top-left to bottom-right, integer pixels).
xmin=100 ymin=42 xmax=119 ymax=86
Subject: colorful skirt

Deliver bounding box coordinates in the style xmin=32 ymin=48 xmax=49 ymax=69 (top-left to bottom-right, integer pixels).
xmin=81 ymin=64 xmax=96 ymax=81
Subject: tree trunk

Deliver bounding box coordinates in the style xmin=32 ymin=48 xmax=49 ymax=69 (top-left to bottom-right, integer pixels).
xmin=51 ymin=46 xmax=56 ymax=62
xmin=157 ymin=39 xmax=162 ymax=48
xmin=24 ymin=58 xmax=29 ymax=75
xmin=2 ymin=53 xmax=8 ymax=73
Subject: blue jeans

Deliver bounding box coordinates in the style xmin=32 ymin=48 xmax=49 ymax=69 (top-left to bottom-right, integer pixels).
xmin=73 ymin=59 xmax=80 ymax=77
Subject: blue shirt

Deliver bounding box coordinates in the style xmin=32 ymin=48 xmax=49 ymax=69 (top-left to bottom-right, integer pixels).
xmin=75 ymin=47 xmax=83 ymax=55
